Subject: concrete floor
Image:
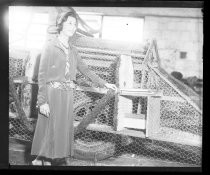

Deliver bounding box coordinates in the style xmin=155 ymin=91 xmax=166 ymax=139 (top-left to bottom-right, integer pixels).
xmin=9 ymin=138 xmax=199 ymax=167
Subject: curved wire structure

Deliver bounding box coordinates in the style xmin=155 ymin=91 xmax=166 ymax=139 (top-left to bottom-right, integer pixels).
xmin=9 ymin=36 xmax=202 ymax=166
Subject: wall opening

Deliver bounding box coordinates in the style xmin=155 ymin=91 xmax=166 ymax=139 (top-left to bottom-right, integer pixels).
xmin=180 ymin=51 xmax=187 ymax=59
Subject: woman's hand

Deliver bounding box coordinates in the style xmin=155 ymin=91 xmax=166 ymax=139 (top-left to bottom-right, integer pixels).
xmin=104 ymin=83 xmax=118 ymax=93
xmin=39 ymin=103 xmax=50 ymax=117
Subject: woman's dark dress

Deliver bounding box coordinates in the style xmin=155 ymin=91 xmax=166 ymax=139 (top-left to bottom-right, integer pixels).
xmin=31 ymin=37 xmax=106 ymax=159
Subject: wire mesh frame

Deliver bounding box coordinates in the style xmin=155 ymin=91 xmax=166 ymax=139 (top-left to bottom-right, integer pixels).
xmin=9 ymin=40 xmax=202 ymax=166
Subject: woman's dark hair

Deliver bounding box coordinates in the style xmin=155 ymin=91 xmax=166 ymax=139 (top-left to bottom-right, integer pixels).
xmin=56 ymin=11 xmax=78 ymax=33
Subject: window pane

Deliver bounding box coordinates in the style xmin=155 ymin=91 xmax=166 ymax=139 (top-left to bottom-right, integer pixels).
xmin=9 ymin=7 xmax=31 ymax=42
xmin=9 ymin=7 xmax=49 ymax=50
xmin=102 ymin=16 xmax=144 ymax=43
xmin=26 ymin=39 xmax=46 ymax=49
xmin=28 ymin=24 xmax=48 ymax=35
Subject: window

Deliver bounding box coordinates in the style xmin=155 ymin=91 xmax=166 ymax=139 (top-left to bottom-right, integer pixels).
xmin=180 ymin=51 xmax=187 ymax=59
xmin=101 ymin=16 xmax=144 ymax=43
xmin=26 ymin=13 xmax=49 ymax=49
xmin=9 ymin=7 xmax=49 ymax=50
xmin=9 ymin=7 xmax=145 ymax=50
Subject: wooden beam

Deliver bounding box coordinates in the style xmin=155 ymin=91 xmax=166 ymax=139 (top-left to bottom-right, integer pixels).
xmin=76 ymin=86 xmax=108 ymax=94
xmin=116 ymin=55 xmax=134 ymax=131
xmin=150 ymin=66 xmax=202 ymax=114
xmin=76 ymin=46 xmax=145 ymax=58
xmin=74 ymin=89 xmax=115 ymax=136
xmin=152 ymin=39 xmax=161 ymax=66
xmin=116 ymin=96 xmax=133 ymax=131
xmin=146 ymin=96 xmax=161 ymax=137
xmin=150 ymin=127 xmax=202 ymax=147
xmin=141 ymin=40 xmax=154 ymax=89
xmin=119 ymin=88 xmax=162 ymax=97
xmin=79 ymin=53 xmax=117 ymax=62
xmin=118 ymin=55 xmax=134 ymax=89
xmin=73 ymin=7 xmax=203 ymax=18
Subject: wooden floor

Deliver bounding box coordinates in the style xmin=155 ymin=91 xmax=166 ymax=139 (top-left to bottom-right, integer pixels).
xmin=9 ymin=138 xmax=199 ymax=167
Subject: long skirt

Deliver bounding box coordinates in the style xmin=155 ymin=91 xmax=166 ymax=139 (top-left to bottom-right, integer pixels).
xmin=31 ymin=85 xmax=74 ymax=159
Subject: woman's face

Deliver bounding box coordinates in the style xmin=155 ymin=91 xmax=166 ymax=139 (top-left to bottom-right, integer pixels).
xmin=60 ymin=16 xmax=77 ymax=37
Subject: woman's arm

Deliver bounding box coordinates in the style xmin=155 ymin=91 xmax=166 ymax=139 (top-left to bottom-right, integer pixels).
xmin=76 ymin=50 xmax=107 ymax=87
xmin=37 ymin=44 xmax=51 ymax=106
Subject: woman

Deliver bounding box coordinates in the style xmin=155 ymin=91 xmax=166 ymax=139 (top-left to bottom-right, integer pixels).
xmin=31 ymin=10 xmax=117 ymax=166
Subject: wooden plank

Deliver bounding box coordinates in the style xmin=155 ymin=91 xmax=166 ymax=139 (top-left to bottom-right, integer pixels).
xmin=116 ymin=55 xmax=134 ymax=131
xmin=74 ymin=89 xmax=115 ymax=135
xmin=76 ymin=86 xmax=108 ymax=94
xmin=121 ymin=114 xmax=146 ymax=130
xmin=140 ymin=68 xmax=147 ymax=89
xmin=73 ymin=7 xmax=203 ymax=18
xmin=150 ymin=127 xmax=202 ymax=147
xmin=118 ymin=55 xmax=134 ymax=89
xmin=12 ymin=77 xmax=162 ymax=97
xmin=123 ymin=117 xmax=146 ymax=130
xmin=140 ymin=40 xmax=154 ymax=89
xmin=76 ymin=46 xmax=145 ymax=58
xmin=79 ymin=52 xmax=117 ymax=61
xmin=146 ymin=96 xmax=161 ymax=137
xmin=13 ymin=77 xmax=37 ymax=84
xmin=74 ymin=121 xmax=112 ymax=132
xmin=117 ymin=96 xmax=133 ymax=131
xmin=74 ymin=122 xmax=146 ymax=138
xmin=120 ymin=89 xmax=162 ymax=97
xmin=117 ymin=128 xmax=146 ymax=138
xmin=152 ymin=39 xmax=161 ymax=66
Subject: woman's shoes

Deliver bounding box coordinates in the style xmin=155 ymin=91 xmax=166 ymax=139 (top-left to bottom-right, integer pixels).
xmin=32 ymin=159 xmax=51 ymax=166
xmin=32 ymin=159 xmax=42 ymax=165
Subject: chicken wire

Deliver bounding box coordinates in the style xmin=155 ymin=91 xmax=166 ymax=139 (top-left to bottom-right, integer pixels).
xmin=9 ymin=57 xmax=25 ymax=79
xmin=9 ymin=50 xmax=35 ymax=141
xmin=9 ymin=40 xmax=202 ymax=166
xmin=9 ymin=56 xmax=25 ymax=99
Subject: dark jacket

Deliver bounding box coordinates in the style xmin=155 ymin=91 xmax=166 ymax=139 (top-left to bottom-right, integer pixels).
xmin=37 ymin=37 xmax=106 ymax=106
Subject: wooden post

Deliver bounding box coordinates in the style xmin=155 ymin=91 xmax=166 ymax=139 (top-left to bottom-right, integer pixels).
xmin=116 ymin=55 xmax=134 ymax=131
xmin=146 ymin=96 xmax=161 ymax=137
xmin=118 ymin=55 xmax=134 ymax=89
